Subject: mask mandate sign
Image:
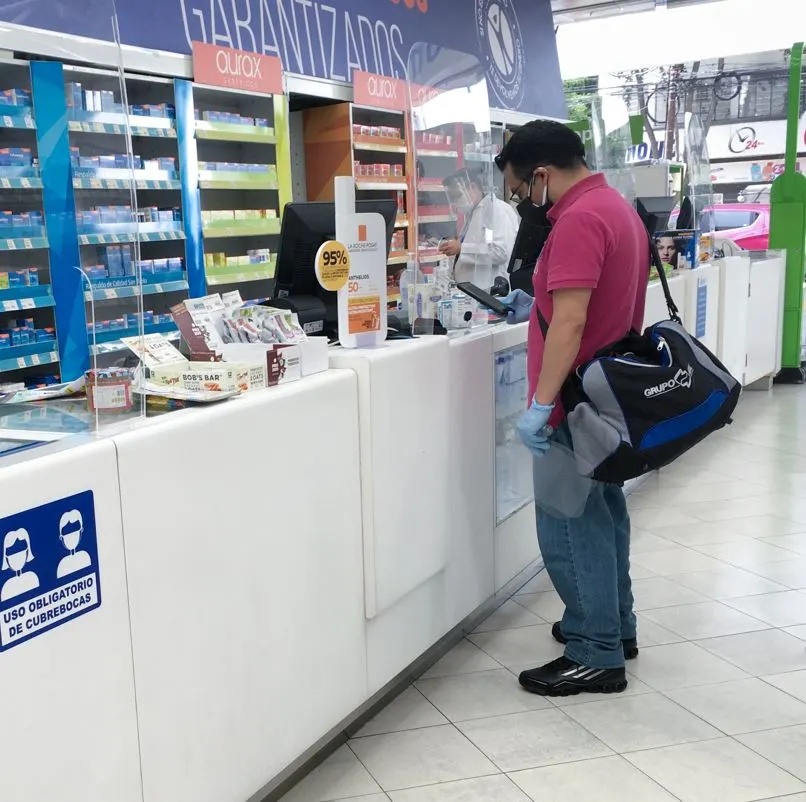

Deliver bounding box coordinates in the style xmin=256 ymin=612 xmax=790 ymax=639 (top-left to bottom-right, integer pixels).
xmin=0 ymin=490 xmax=101 ymax=652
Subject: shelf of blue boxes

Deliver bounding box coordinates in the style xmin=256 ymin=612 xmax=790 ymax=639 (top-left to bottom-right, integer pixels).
xmin=193 ymin=83 xmax=282 ymax=302
xmin=0 ymin=61 xmax=59 ymax=386
xmin=64 ymin=67 xmax=188 ymax=357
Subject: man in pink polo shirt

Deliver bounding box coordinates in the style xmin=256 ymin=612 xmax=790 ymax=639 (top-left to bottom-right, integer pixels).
xmin=495 ymin=120 xmax=649 ymax=697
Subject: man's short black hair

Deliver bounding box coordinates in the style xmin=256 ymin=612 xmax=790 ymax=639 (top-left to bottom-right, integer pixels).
xmin=495 ymin=120 xmax=586 ymax=179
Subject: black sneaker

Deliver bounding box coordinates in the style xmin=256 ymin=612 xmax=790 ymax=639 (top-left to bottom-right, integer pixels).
xmin=552 ymin=621 xmax=639 ymax=660
xmin=519 ymin=656 xmax=628 ymax=697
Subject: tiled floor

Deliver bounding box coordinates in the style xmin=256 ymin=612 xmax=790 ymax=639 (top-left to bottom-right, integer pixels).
xmin=282 ymin=388 xmax=806 ymax=802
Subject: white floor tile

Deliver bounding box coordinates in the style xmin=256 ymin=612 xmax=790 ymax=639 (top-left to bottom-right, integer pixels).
xmin=472 ymin=601 xmax=545 ymax=633
xmin=724 ymin=591 xmax=806 ymax=627
xmin=667 ymin=678 xmax=806 ymax=735
xmin=694 ymin=539 xmax=798 ymax=570
xmin=665 ymin=515 xmax=802 ymax=540
xmin=763 ymin=670 xmax=806 ymax=704
xmin=627 ymin=642 xmax=748 ymax=691
xmin=640 ymin=601 xmax=769 ymax=640
xmin=738 ymin=725 xmax=806 ymax=782
xmin=332 ymin=796 xmax=389 ymax=802
xmin=280 ymin=746 xmax=382 ymax=802
xmin=349 ymin=725 xmax=497 ymax=792
xmin=415 ymin=669 xmax=551 ymax=722
xmin=515 ymin=572 xmax=554 ymax=595
xmin=388 ymin=775 xmax=530 ymax=802
xmin=761 ymin=533 xmax=806 ymax=554
xmin=629 ymin=531 xmax=680 ymax=553
xmin=629 ymin=507 xmax=704 ymax=530
xmin=698 ymin=629 xmax=806 ymax=676
xmin=457 ymin=708 xmax=612 ymax=772
xmin=672 ymin=567 xmax=789 ymax=600
xmin=515 ymin=591 xmax=565 ymax=624
xmin=786 ymin=624 xmax=806 ymax=641
xmin=631 ymin=576 xmax=711 ymax=610
xmin=509 ymin=755 xmax=678 ymax=801
xmin=749 ymin=558 xmax=806 ymax=589
xmin=634 ymin=614 xmax=687 ymax=646
xmin=631 ymin=547 xmax=728 ymax=576
xmin=355 ymin=688 xmax=448 ymax=738
xmin=420 ymin=640 xmax=501 ymax=680
xmin=625 ymin=738 xmax=806 ymax=802
xmin=562 ymin=693 xmax=720 ymax=752
xmin=467 ymin=625 xmax=562 ymax=669
xmin=755 ymin=797 xmax=806 ymax=802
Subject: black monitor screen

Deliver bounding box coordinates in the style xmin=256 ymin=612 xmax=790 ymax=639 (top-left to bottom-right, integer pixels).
xmin=274 ymin=200 xmax=397 ymax=325
xmin=636 ymin=196 xmax=677 ymax=234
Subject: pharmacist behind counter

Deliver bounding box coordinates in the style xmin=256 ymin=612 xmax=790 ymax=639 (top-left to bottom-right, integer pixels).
xmin=439 ymin=168 xmax=519 ymax=288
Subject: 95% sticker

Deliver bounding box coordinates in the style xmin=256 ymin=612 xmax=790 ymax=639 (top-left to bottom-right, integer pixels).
xmin=314 ymin=240 xmax=350 ymax=291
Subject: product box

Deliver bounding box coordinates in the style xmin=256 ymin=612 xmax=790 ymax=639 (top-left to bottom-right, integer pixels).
xmin=100 ymin=91 xmax=116 ymax=112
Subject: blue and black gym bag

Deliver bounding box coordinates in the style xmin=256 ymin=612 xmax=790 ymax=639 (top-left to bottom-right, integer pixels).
xmin=546 ymin=238 xmax=741 ymax=484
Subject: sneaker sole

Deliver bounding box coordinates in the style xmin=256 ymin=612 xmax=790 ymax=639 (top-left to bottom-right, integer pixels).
xmin=552 ymin=623 xmax=639 ymax=661
xmin=522 ymin=678 xmax=629 ymax=697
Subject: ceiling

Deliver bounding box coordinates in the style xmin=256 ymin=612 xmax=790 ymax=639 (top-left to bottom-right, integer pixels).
xmin=551 ymin=0 xmax=716 ymax=25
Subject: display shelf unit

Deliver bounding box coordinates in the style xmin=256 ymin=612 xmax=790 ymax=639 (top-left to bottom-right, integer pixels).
xmin=303 ymin=101 xmax=414 ymax=311
xmin=62 ymin=65 xmax=191 ymax=365
xmin=193 ymin=81 xmax=290 ymax=304
xmin=0 ymin=58 xmax=61 ymax=386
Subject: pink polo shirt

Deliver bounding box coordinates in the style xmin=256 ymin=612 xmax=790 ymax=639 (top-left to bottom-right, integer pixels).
xmin=527 ymin=173 xmax=649 ymax=427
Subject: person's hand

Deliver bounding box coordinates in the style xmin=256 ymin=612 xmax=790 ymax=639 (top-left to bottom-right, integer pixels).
xmin=516 ymin=400 xmax=554 ymax=457
xmin=438 ymin=239 xmax=461 ymax=257
xmin=501 ymin=289 xmax=534 ymax=325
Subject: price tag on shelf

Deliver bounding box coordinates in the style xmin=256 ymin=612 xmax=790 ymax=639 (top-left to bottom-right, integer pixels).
xmin=21 ymin=178 xmax=30 ymax=189
xmin=21 ymin=298 xmax=35 ymax=309
xmin=3 ymin=300 xmax=18 ymax=311
xmin=2 ymin=116 xmax=11 ymax=127
xmin=153 ymin=284 xmax=163 ymax=293
xmin=314 ymin=240 xmax=350 ymax=291
xmin=6 ymin=240 xmax=15 ymax=250
xmin=94 ymin=123 xmax=105 ymax=133
xmin=105 ymin=289 xmax=119 ymax=300
xmin=30 ymin=353 xmax=40 ymax=365
xmin=79 ymin=236 xmax=88 ymax=245
xmin=22 ymin=238 xmax=31 ymax=249
xmin=0 ymin=178 xmax=9 ymax=189
xmin=16 ymin=357 xmax=26 ymax=368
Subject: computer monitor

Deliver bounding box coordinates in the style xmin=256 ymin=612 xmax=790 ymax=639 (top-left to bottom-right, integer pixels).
xmin=506 ymin=219 xmax=550 ymax=294
xmin=635 ymin=196 xmax=677 ymax=234
xmin=273 ymin=200 xmax=397 ymax=336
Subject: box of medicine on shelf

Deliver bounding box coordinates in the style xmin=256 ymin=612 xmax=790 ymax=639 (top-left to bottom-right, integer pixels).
xmin=0 ymin=89 xmax=32 ymax=108
xmin=0 ymin=268 xmax=39 ymax=289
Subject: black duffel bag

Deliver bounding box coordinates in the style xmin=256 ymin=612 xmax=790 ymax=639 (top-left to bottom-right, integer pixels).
xmin=539 ymin=238 xmax=741 ymax=484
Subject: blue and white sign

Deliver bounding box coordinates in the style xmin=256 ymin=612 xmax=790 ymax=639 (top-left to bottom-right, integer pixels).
xmin=696 ymin=276 xmax=708 ymax=339
xmin=0 ymin=490 xmax=100 ymax=652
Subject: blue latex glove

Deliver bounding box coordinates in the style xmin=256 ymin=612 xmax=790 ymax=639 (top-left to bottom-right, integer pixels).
xmin=500 ymin=289 xmax=534 ymax=325
xmin=517 ymin=400 xmax=555 ymax=457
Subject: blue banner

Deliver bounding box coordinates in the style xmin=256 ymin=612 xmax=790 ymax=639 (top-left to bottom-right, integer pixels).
xmin=0 ymin=490 xmax=101 ymax=652
xmin=0 ymin=0 xmax=565 ymax=118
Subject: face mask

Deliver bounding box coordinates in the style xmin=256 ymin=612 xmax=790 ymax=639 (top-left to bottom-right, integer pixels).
xmin=61 ymin=529 xmax=81 ymax=553
xmin=516 ymin=172 xmax=552 ymax=226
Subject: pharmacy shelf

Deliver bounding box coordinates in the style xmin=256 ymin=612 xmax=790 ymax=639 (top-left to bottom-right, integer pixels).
xmin=68 ymin=110 xmax=175 ymax=135
xmin=73 ymin=170 xmax=181 ymax=191
xmin=356 ymin=179 xmax=407 ymax=191
xmin=196 ymin=121 xmax=275 ymax=144
xmin=77 ymin=225 xmax=185 ymax=245
xmin=417 ymin=148 xmax=459 ymax=158
xmin=85 ymin=279 xmax=188 ymax=302
xmin=202 ymin=219 xmax=280 ymax=239
xmin=463 ymin=152 xmax=493 ymax=163
xmin=0 ymin=232 xmax=48 ymax=251
xmin=207 ymin=269 xmax=274 ymax=286
xmin=418 ymin=183 xmax=447 ymax=193
xmin=419 ymin=215 xmax=456 ymax=224
xmin=0 ymin=342 xmax=58 ymax=373
xmin=90 ymin=320 xmax=178 ymax=351
xmin=353 ymin=136 xmax=407 ymax=154
xmin=387 ymin=251 xmax=407 ymax=266
xmin=199 ymin=171 xmax=278 ymax=191
xmin=0 ymin=286 xmax=55 ymax=311
xmin=0 ymin=175 xmax=42 ymax=190
xmin=418 ymin=250 xmax=442 ymax=263
xmin=0 ymin=114 xmax=35 ymax=130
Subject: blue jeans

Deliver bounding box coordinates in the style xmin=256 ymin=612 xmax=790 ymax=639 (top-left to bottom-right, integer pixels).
xmin=534 ymin=424 xmax=636 ymax=669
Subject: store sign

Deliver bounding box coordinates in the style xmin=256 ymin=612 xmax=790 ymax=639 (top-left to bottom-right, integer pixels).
xmin=354 ymin=71 xmax=407 ymax=112
xmin=0 ymin=491 xmax=101 ymax=652
xmin=0 ymin=0 xmax=565 ymax=118
xmin=709 ymin=158 xmax=805 ymax=185
xmin=192 ymin=42 xmax=283 ymax=95
xmin=706 ymin=117 xmax=806 ymax=160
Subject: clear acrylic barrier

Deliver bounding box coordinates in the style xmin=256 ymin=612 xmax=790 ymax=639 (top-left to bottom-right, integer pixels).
xmin=683 ymin=112 xmax=715 ymax=236
xmin=405 ymin=45 xmax=496 ymax=335
xmin=589 ymin=93 xmax=636 ymax=204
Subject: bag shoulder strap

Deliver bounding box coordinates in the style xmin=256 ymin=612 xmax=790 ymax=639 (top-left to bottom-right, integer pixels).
xmin=533 ymin=223 xmax=681 ymax=338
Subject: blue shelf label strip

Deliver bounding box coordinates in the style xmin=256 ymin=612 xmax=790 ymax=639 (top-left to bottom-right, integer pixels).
xmin=0 ymin=490 xmax=101 ymax=653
